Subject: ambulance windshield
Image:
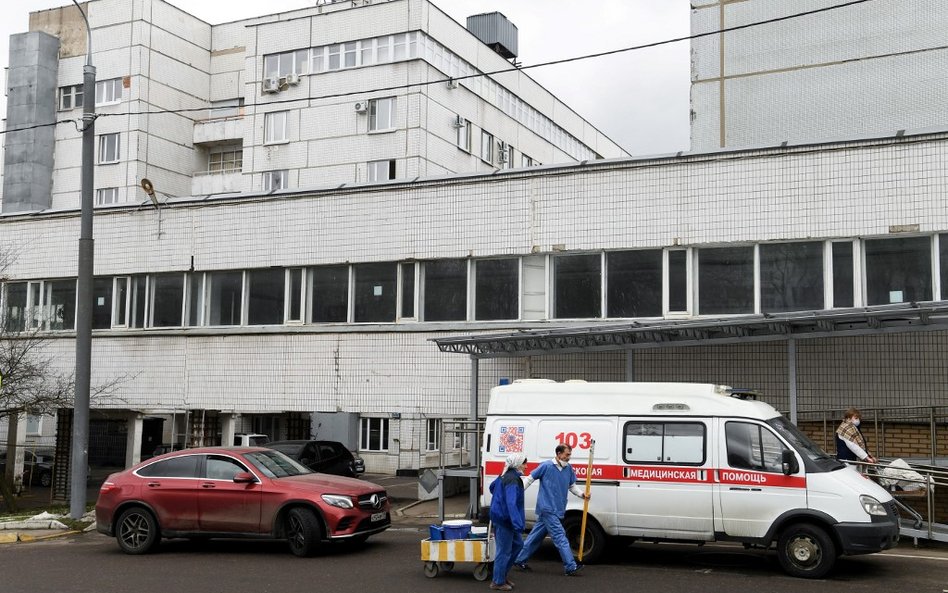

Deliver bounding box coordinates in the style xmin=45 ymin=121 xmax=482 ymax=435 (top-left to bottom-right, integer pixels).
xmin=767 ymin=416 xmax=845 ymax=470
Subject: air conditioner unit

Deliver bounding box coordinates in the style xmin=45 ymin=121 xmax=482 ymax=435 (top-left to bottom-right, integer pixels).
xmin=452 ymin=114 xmax=465 ymax=128
xmin=354 ymin=101 xmax=369 ymax=113
xmin=262 ymin=77 xmax=280 ymax=93
xmin=446 ymin=78 xmax=459 ymax=90
xmin=285 ymin=73 xmax=301 ymax=85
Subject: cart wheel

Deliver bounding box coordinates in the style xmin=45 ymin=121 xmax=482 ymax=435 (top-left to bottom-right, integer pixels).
xmin=473 ymin=562 xmax=490 ymax=582
xmin=423 ymin=561 xmax=440 ymax=578
xmin=438 ymin=561 xmax=455 ymax=571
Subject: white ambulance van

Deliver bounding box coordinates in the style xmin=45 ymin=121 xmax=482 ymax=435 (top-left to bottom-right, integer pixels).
xmin=481 ymin=380 xmax=900 ymax=578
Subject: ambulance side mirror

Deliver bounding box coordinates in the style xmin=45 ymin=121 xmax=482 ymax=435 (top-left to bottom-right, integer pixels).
xmin=781 ymin=449 xmax=799 ymax=475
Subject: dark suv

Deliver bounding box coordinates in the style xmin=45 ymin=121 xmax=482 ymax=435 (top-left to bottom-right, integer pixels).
xmin=265 ymin=440 xmax=364 ymax=477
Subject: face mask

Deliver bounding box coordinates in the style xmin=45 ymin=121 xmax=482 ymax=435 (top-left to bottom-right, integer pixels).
xmin=852 ymin=418 xmax=861 ymax=427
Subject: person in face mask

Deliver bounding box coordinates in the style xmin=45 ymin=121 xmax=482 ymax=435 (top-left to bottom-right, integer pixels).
xmin=835 ymin=408 xmax=876 ymax=465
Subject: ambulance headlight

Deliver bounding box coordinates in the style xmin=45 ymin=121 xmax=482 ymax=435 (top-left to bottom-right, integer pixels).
xmin=859 ymin=495 xmax=887 ymax=516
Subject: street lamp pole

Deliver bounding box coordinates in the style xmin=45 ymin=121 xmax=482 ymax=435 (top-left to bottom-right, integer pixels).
xmin=71 ymin=0 xmax=95 ymax=520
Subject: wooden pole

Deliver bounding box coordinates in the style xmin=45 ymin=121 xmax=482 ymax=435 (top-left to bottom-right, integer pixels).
xmin=578 ymin=439 xmax=595 ymax=562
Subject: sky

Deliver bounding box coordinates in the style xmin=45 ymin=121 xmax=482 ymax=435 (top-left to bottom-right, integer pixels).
xmin=1 ymin=0 xmax=691 ymax=156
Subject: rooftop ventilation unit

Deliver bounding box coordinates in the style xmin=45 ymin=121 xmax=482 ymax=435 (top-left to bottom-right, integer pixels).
xmin=466 ymin=12 xmax=518 ymax=60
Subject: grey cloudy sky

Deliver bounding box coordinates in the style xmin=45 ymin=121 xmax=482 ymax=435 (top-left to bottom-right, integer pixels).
xmin=2 ymin=0 xmax=691 ymax=156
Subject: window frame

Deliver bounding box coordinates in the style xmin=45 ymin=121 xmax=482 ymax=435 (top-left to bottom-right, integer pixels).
xmin=95 ymin=187 xmax=119 ymax=205
xmin=367 ymin=159 xmax=396 ymax=182
xmin=360 ymin=417 xmax=390 ymax=452
xmin=58 ymin=84 xmax=84 ymax=111
xmin=480 ymin=130 xmax=494 ymax=164
xmin=97 ymin=133 xmax=120 ymax=164
xmin=622 ymin=421 xmax=707 ymax=466
xmin=262 ymin=170 xmax=288 ymax=191
xmin=95 ymin=78 xmax=123 ymax=106
xmin=264 ymin=111 xmax=289 ymax=144
xmin=368 ymin=97 xmax=396 ymax=132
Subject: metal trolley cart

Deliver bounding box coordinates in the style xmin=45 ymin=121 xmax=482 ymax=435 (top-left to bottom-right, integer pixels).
xmin=420 ymin=532 xmax=494 ymax=581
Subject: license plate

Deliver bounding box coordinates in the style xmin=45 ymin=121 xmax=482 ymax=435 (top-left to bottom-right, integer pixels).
xmin=371 ymin=511 xmax=386 ymax=522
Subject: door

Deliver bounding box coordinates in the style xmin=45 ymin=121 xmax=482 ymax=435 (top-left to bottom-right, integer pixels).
xmin=715 ymin=420 xmax=807 ymax=538
xmin=616 ymin=419 xmax=714 ymax=539
xmin=198 ymin=454 xmax=263 ymax=533
xmin=136 ymin=455 xmax=201 ymax=530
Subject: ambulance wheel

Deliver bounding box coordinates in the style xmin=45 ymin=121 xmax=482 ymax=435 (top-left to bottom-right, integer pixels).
xmin=473 ymin=562 xmax=490 ymax=581
xmin=776 ymin=523 xmax=836 ymax=579
xmin=563 ymin=515 xmax=607 ymax=564
xmin=423 ymin=561 xmax=439 ymax=578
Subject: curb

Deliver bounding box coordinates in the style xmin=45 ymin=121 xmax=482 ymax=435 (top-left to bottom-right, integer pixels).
xmin=0 ymin=530 xmax=80 ymax=544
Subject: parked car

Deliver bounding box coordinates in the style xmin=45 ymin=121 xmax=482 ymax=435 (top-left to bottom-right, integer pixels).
xmin=95 ymin=446 xmax=390 ymax=556
xmin=0 ymin=450 xmax=54 ymax=487
xmin=234 ymin=433 xmax=270 ymax=447
xmin=265 ymin=440 xmax=364 ymax=477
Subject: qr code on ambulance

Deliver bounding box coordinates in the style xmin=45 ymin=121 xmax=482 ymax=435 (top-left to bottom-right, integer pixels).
xmin=498 ymin=426 xmax=525 ymax=453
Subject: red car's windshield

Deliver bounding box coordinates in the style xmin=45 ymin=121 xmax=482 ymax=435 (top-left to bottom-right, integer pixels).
xmin=244 ymin=449 xmax=312 ymax=478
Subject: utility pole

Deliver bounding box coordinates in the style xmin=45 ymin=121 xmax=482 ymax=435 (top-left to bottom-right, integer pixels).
xmin=71 ymin=0 xmax=95 ymax=520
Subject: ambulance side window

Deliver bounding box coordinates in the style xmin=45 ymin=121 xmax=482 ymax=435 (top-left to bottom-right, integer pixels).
xmin=725 ymin=422 xmax=785 ymax=473
xmin=623 ymin=422 xmax=705 ymax=465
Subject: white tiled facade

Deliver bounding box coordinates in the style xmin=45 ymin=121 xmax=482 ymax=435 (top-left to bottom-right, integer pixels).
xmin=690 ymin=0 xmax=948 ymax=150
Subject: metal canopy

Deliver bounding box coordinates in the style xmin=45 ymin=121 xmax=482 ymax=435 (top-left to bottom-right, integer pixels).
xmin=433 ymin=302 xmax=948 ymax=359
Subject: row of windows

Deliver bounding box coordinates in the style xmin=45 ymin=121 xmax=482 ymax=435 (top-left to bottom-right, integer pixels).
xmin=263 ymin=31 xmax=595 ymax=161
xmin=4 ymin=235 xmax=947 ymax=332
xmin=58 ymin=78 xmax=125 ymax=111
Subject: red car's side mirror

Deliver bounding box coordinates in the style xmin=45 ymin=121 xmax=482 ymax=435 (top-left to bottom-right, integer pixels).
xmin=233 ymin=472 xmax=257 ymax=483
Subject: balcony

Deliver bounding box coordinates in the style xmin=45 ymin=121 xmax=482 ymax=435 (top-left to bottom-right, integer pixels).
xmin=191 ymin=170 xmax=244 ymax=196
xmin=193 ymin=112 xmax=245 ymax=146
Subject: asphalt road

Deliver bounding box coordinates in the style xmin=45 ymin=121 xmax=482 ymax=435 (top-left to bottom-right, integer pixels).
xmin=3 ymin=528 xmax=946 ymax=593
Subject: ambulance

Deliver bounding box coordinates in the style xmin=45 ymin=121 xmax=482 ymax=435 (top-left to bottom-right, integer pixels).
xmin=481 ymin=380 xmax=900 ymax=578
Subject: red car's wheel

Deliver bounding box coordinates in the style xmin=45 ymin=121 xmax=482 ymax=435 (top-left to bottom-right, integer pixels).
xmin=116 ymin=507 xmax=159 ymax=555
xmin=286 ymin=507 xmax=322 ymax=557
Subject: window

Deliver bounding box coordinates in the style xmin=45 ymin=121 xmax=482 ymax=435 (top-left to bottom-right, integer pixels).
xmin=424 ymin=259 xmax=467 ymax=321
xmin=367 ymin=159 xmax=396 ymax=182
xmin=92 ymin=277 xmax=113 ymax=329
xmin=521 ymin=154 xmax=534 ymax=167
xmin=607 ymin=250 xmax=662 ymax=318
xmin=399 ymin=262 xmax=416 ymax=319
xmin=312 ymin=265 xmax=349 ymax=323
xmin=263 ymin=170 xmax=288 ymax=191
xmin=554 ymin=254 xmax=601 ymax=319
xmin=263 ymin=49 xmax=309 ymax=78
xmin=287 ymin=268 xmax=304 ymax=323
xmin=941 ymin=234 xmax=948 ymax=300
xmin=137 ymin=455 xmax=200 ymax=478
xmin=26 ymin=415 xmax=42 ymax=436
xmin=697 ymin=246 xmax=753 ymax=314
xmin=832 ymin=241 xmax=854 ymax=308
xmin=113 ymin=277 xmax=129 ymax=327
xmin=95 ymin=78 xmax=123 ymax=105
xmin=3 ymin=282 xmax=27 ymax=332
xmin=426 ymin=419 xmax=441 ymax=451
xmin=456 ymin=118 xmax=470 ymax=152
xmin=205 ymin=455 xmax=249 ymax=480
xmin=208 ymin=98 xmax=244 ymax=119
xmin=759 ymin=242 xmax=824 ymax=312
xmin=725 ymin=422 xmax=786 ymax=473
xmin=206 ymin=271 xmax=243 ymax=326
xmin=58 ymin=84 xmax=83 ymax=110
xmin=264 ymin=111 xmax=288 ymax=144
xmin=623 ymin=422 xmax=705 ymax=465
xmin=667 ymin=250 xmax=689 ymax=312
xmin=480 ymin=130 xmax=494 ymax=163
xmin=95 ymin=188 xmax=119 ymax=205
xmin=354 ymin=262 xmax=397 ymax=322
xmin=343 ymin=42 xmax=357 ymax=68
xmin=247 ymin=268 xmax=285 ymax=325
xmin=368 ymin=97 xmax=395 ymax=131
xmin=499 ymin=143 xmax=514 ymax=169
xmin=151 ymin=273 xmax=184 ymax=327
xmin=865 ymin=237 xmax=932 ymax=305
xmin=98 ymin=133 xmax=120 ymax=163
xmin=46 ymin=279 xmax=76 ymax=331
xmin=474 ymin=259 xmax=518 ymax=320
xmin=360 ymin=417 xmax=389 ymax=451
xmin=208 ymin=149 xmax=242 ymax=173
xmin=187 ymin=272 xmax=203 ymax=326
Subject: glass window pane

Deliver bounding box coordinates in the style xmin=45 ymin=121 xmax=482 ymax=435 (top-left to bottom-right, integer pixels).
xmin=832 ymin=241 xmax=854 ymax=308
xmin=354 ymin=262 xmax=397 ymax=322
xmin=114 ymin=277 xmax=128 ymax=326
xmin=92 ymin=277 xmax=113 ymax=329
xmin=187 ymin=272 xmax=203 ymax=326
xmin=759 ymin=242 xmax=824 ymax=313
xmin=47 ymin=279 xmax=76 ymax=331
xmin=400 ymin=263 xmax=415 ymax=318
xmin=131 ymin=276 xmax=147 ymax=328
xmin=4 ymin=282 xmax=27 ymax=332
xmin=668 ymin=250 xmax=688 ymax=312
xmin=207 ymin=271 xmax=243 ymax=326
xmin=941 ymin=234 xmax=948 ymax=300
xmin=312 ymin=265 xmax=349 ymax=323
xmin=288 ymin=268 xmax=303 ymax=322
xmin=698 ymin=247 xmax=753 ymax=314
xmin=152 ymin=274 xmax=184 ymax=327
xmin=554 ymin=254 xmax=601 ymax=319
xmin=607 ymin=250 xmax=661 ymax=317
xmin=247 ymin=268 xmax=285 ymax=325
xmin=475 ymin=259 xmax=518 ymax=320
xmin=865 ymin=237 xmax=932 ymax=305
xmin=424 ymin=260 xmax=467 ymax=321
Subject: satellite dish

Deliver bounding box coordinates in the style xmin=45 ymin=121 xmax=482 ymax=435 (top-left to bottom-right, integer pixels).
xmin=141 ymin=178 xmax=159 ymax=208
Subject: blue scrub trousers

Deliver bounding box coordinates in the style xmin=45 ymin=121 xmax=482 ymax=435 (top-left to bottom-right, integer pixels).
xmin=492 ymin=521 xmax=524 ymax=585
xmin=513 ymin=511 xmax=576 ymax=572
